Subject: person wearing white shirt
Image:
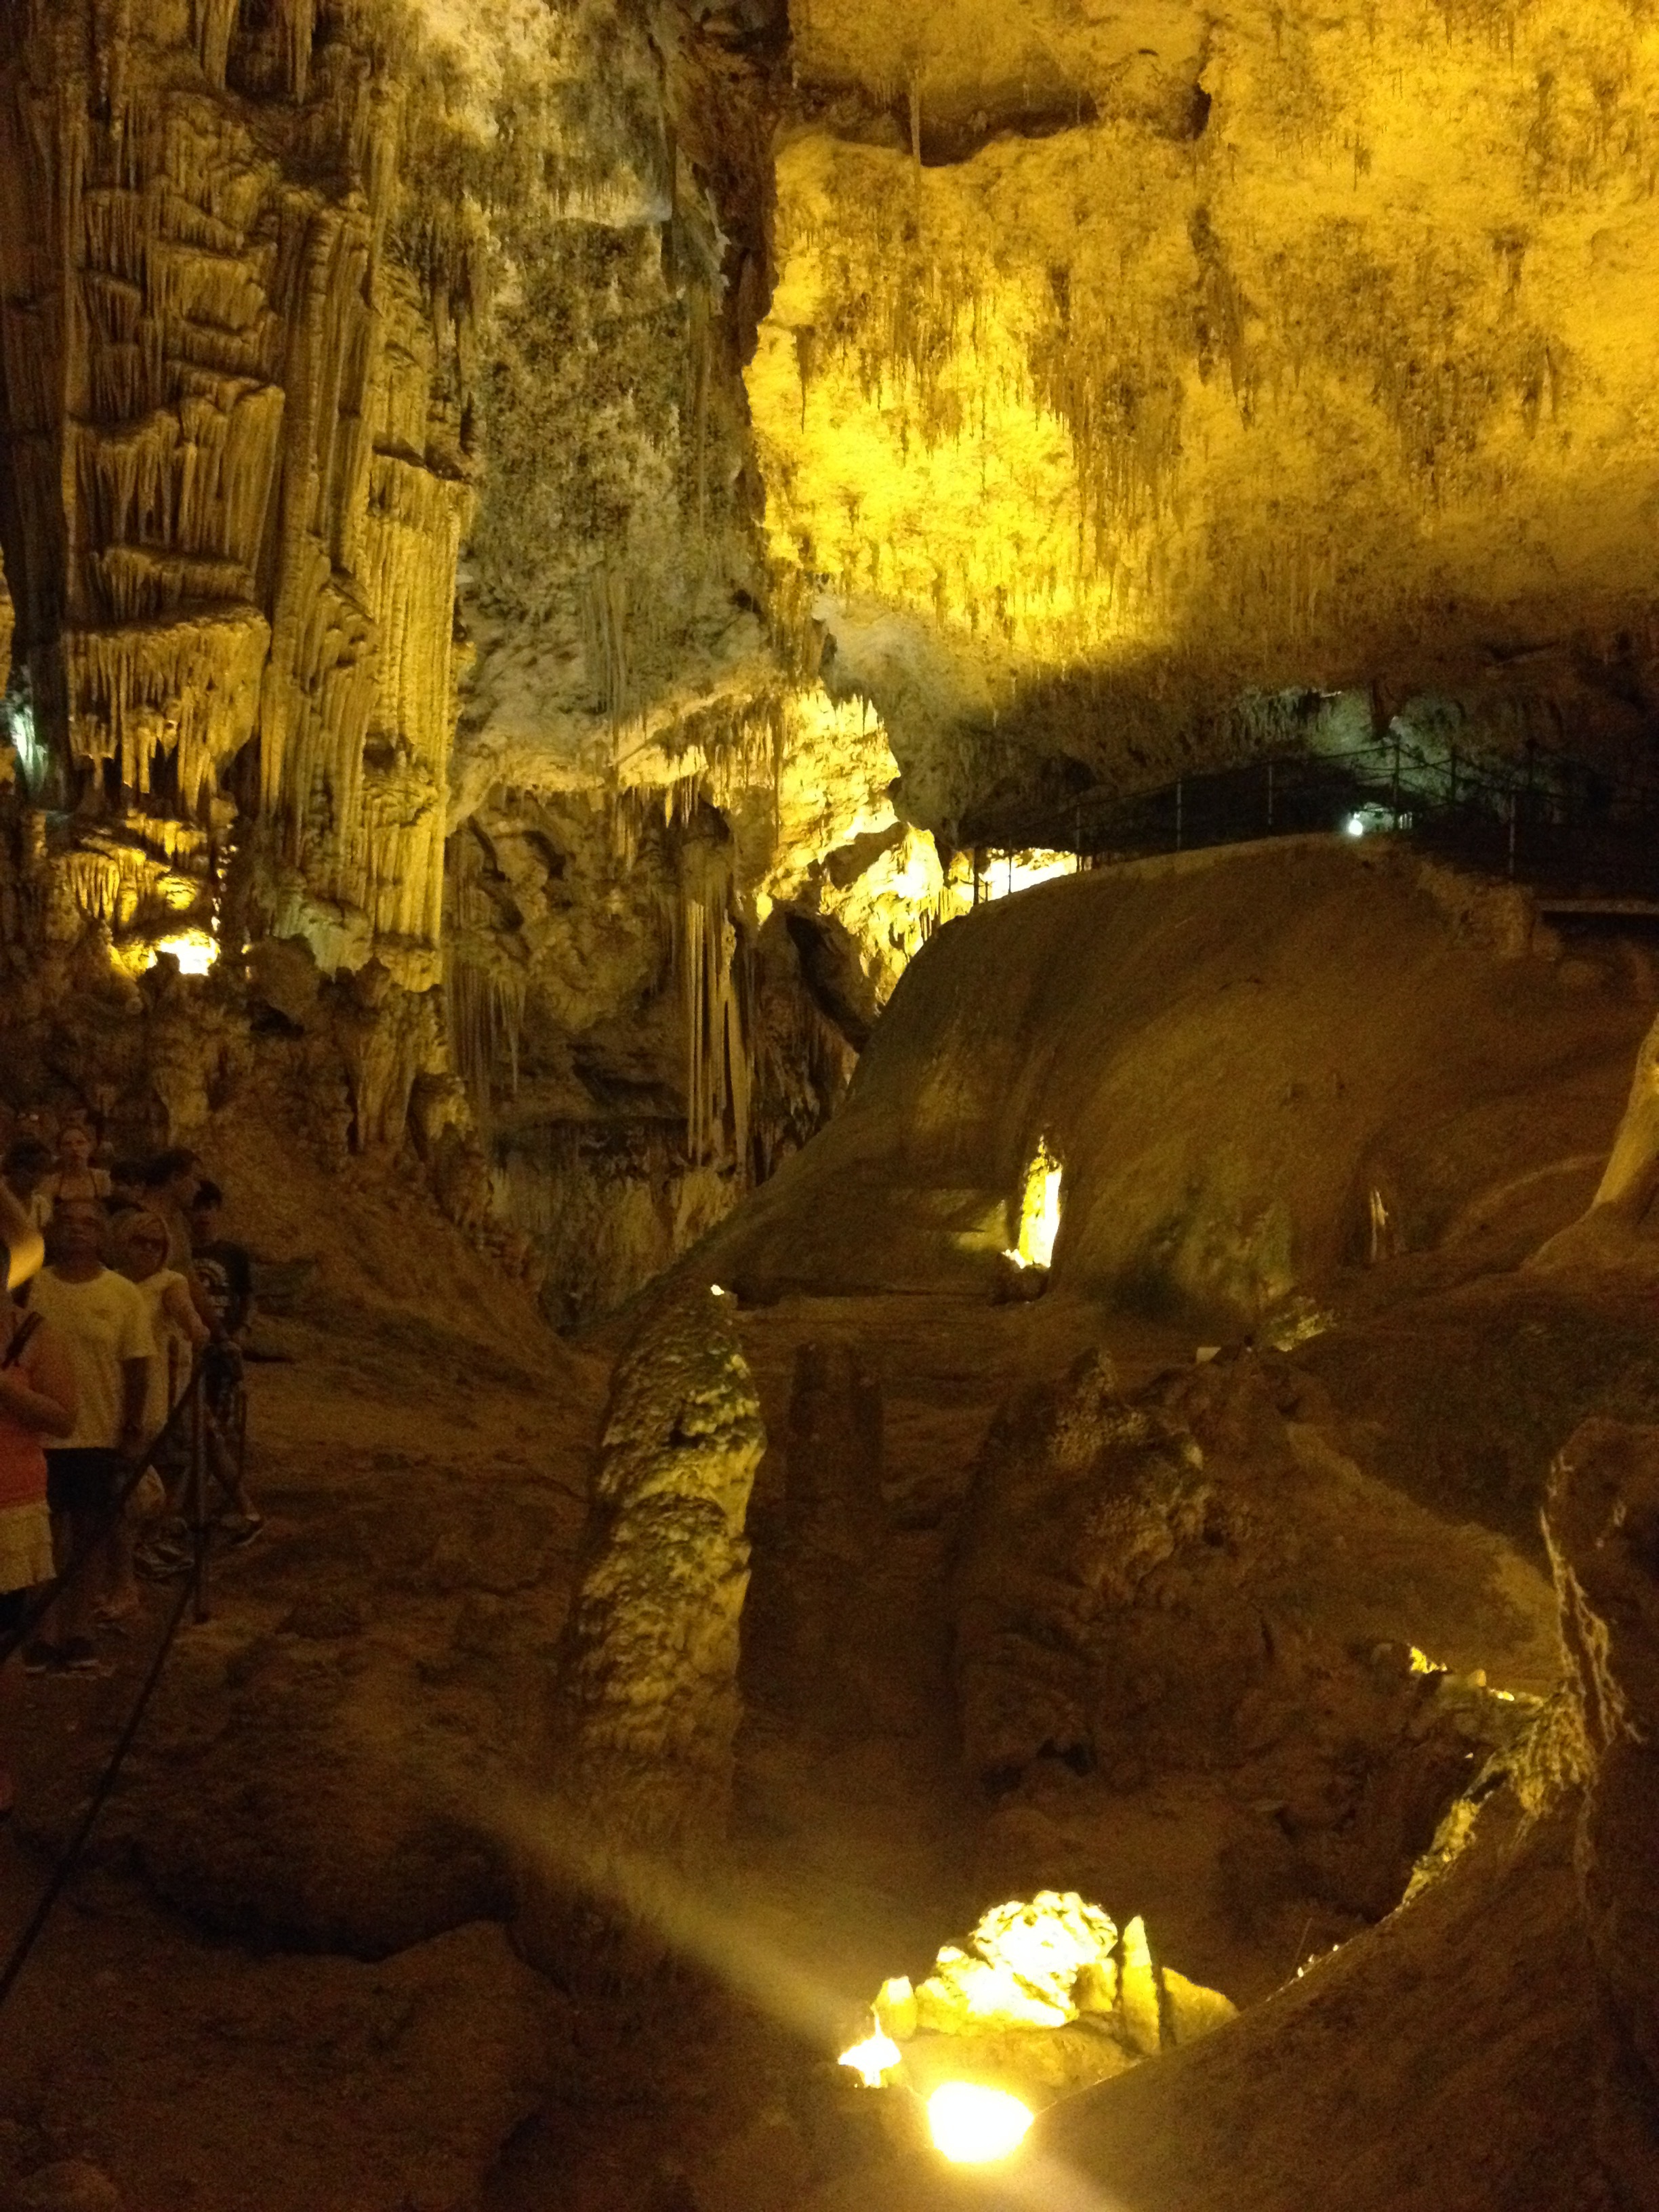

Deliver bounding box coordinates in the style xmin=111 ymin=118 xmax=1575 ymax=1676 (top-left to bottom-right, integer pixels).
xmin=24 ymin=1202 xmax=152 ymax=1673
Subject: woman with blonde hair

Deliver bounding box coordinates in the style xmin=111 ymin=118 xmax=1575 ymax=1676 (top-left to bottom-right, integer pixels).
xmin=111 ymin=1208 xmax=207 ymax=1441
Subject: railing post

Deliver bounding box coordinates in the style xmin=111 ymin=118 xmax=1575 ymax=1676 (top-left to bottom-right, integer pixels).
xmin=188 ymin=1364 xmax=210 ymax=1624
xmin=1507 ymin=788 xmax=1518 ymax=882
xmin=1266 ymin=758 xmax=1275 ymax=831
xmin=1174 ymin=779 xmax=1184 ymax=852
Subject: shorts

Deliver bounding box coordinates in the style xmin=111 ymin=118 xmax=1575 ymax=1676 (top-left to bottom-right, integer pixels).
xmin=45 ymin=1448 xmax=123 ymax=1517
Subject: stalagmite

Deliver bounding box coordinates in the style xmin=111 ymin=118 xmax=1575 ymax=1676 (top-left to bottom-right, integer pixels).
xmin=546 ymin=1286 xmax=765 ymax=1862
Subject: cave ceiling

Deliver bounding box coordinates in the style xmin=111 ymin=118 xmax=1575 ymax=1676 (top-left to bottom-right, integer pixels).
xmin=741 ymin=0 xmax=1659 ymax=836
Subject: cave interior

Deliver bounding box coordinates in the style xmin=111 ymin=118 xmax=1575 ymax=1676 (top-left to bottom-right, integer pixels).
xmin=2 ymin=0 xmax=1659 ymax=2204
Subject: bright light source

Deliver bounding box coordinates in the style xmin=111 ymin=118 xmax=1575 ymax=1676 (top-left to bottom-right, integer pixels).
xmin=150 ymin=930 xmax=216 ymax=975
xmin=838 ymin=2029 xmax=901 ymax=2088
xmin=709 ymin=1284 xmax=726 ymax=1298
xmin=983 ymin=850 xmax=1076 ymax=900
xmin=1345 ymin=814 xmax=1366 ymax=838
xmin=926 ymin=2084 xmax=1033 ymax=2165
xmin=1006 ymin=1140 xmax=1063 ymax=1271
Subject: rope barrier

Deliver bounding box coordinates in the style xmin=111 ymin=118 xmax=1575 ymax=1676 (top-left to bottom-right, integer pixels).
xmin=0 ymin=1347 xmax=249 ymax=2011
xmin=0 ymin=1563 xmax=197 ymax=2011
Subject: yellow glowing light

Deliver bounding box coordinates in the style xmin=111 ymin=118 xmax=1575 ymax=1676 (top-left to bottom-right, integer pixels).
xmin=1408 ymin=1647 xmax=1518 ymax=1701
xmin=1007 ymin=1140 xmax=1063 ymax=1271
xmin=150 ymin=930 xmax=216 ymax=975
xmin=838 ymin=2029 xmax=902 ymax=2088
xmin=981 ymin=851 xmax=1078 ymax=901
xmin=926 ymin=2084 xmax=1033 ymax=2165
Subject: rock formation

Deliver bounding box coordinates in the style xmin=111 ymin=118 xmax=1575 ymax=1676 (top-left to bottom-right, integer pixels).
xmin=754 ymin=0 xmax=1659 ymax=836
xmin=955 ymin=1347 xmax=1540 ymax=1923
xmin=1530 ymin=1008 xmax=1659 ymax=1276
xmin=1546 ymin=1418 xmax=1659 ymax=2206
xmin=548 ymin=1286 xmax=765 ymax=1864
xmin=851 ymin=1890 xmax=1237 ymax=2108
xmin=0 ymin=0 xmax=972 ymax=1318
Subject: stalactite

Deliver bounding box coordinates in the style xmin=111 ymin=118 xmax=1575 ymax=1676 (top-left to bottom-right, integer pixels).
xmin=62 ymin=604 xmax=269 ymax=807
xmin=443 ymin=952 xmax=527 ymax=1135
xmin=584 ymin=565 xmax=630 ymax=730
xmin=192 ymin=0 xmax=239 ymax=91
xmin=676 ymin=844 xmax=750 ymax=1172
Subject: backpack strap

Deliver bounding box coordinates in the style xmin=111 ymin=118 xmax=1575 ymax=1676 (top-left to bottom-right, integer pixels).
xmin=1 ymin=1312 xmax=42 ymax=1371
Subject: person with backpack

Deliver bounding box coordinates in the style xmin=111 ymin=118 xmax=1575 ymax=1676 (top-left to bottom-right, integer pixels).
xmin=0 ymin=1278 xmax=76 ymax=1799
xmin=24 ymin=1201 xmax=152 ymax=1672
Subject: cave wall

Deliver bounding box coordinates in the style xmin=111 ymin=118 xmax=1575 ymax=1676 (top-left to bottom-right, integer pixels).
xmin=9 ymin=0 xmax=1657 ymax=1320
xmin=0 ymin=0 xmax=980 ymax=1319
xmin=753 ymin=0 xmax=1659 ymax=837
xmin=0 ymin=0 xmax=476 ymax=995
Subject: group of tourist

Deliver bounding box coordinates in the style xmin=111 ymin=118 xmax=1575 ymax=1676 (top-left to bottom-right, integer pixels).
xmin=0 ymin=1122 xmax=260 ymax=1816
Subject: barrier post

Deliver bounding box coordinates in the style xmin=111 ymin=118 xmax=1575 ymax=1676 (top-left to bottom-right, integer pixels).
xmin=188 ymin=1366 xmax=210 ymax=1624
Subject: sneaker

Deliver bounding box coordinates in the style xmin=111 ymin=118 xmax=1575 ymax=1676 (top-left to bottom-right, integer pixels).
xmin=59 ymin=1639 xmax=109 ymax=1675
xmin=136 ymin=1540 xmax=191 ymax=1581
xmin=222 ymin=1515 xmax=264 ymax=1549
xmin=22 ymin=1642 xmax=60 ymax=1675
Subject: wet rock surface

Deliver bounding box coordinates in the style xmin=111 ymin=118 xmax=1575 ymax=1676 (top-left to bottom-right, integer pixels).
xmin=955 ymin=1346 xmax=1547 ymax=1927
xmin=1547 ymin=1418 xmax=1659 ymax=2205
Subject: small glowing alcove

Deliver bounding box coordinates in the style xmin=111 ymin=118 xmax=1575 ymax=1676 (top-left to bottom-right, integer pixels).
xmin=838 ymin=1891 xmax=1235 ymax=2166
xmin=1006 ymin=1139 xmax=1063 ymax=1271
xmin=152 ymin=930 xmax=218 ymax=975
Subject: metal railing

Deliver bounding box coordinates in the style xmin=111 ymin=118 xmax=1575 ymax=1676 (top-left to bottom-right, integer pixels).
xmin=982 ymin=739 xmax=1659 ymax=900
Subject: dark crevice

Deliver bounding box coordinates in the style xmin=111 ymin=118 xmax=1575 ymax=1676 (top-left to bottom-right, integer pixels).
xmin=784 ymin=910 xmax=878 ymax=1052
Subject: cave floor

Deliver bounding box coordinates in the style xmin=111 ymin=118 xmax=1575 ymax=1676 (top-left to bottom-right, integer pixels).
xmin=0 ymin=1264 xmax=1616 ymax=2211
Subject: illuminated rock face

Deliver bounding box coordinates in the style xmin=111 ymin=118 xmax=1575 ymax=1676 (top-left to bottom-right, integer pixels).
xmin=848 ymin=1890 xmax=1237 ymax=2112
xmin=1546 ymin=1420 xmax=1659 ymax=2202
xmin=754 ymin=0 xmax=1659 ymax=835
xmin=0 ymin=0 xmax=478 ymax=991
xmin=9 ymin=0 xmax=1659 ymax=1317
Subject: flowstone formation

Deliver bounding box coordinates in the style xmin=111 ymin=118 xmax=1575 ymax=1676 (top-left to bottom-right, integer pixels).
xmin=1530 ymin=1006 xmax=1659 ymax=1278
